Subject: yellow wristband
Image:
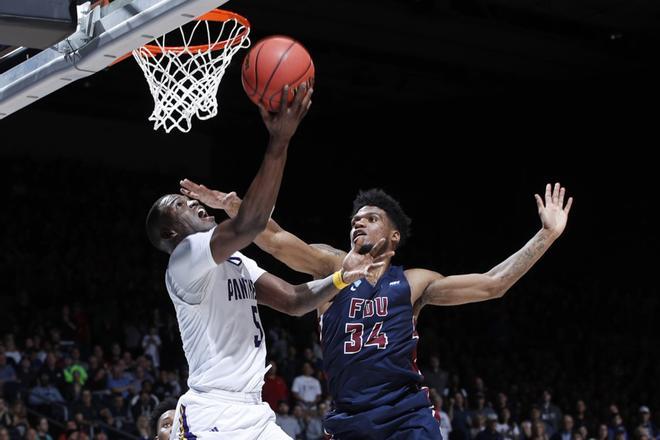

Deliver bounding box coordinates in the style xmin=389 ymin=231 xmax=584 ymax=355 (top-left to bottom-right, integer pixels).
xmin=332 ymin=271 xmax=349 ymax=290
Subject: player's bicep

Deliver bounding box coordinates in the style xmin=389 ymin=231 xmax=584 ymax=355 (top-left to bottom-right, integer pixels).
xmin=265 ymin=230 xmax=343 ymax=277
xmin=423 ymin=273 xmax=501 ymax=306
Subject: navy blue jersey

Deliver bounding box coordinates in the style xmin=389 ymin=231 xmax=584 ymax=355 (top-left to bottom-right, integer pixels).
xmin=320 ymin=265 xmax=424 ymax=412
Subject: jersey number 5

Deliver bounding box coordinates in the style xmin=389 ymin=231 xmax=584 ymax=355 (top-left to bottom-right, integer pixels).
xmin=343 ymin=322 xmax=388 ymax=354
xmin=252 ymin=306 xmax=264 ymax=348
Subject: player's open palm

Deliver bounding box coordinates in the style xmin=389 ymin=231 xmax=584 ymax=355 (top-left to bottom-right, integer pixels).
xmin=180 ymin=179 xmax=240 ymax=215
xmin=341 ymin=238 xmax=394 ymax=286
xmin=535 ymin=182 xmax=573 ymax=237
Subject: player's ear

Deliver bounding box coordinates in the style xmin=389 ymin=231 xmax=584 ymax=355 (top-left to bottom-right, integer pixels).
xmin=161 ymin=229 xmax=177 ymax=240
xmin=390 ymin=230 xmax=400 ymax=249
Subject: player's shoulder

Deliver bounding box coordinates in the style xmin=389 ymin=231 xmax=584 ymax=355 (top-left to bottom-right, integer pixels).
xmin=404 ymin=268 xmax=445 ymax=284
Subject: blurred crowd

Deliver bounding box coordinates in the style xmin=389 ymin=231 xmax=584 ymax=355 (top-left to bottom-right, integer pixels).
xmin=1 ymin=158 xmax=657 ymax=439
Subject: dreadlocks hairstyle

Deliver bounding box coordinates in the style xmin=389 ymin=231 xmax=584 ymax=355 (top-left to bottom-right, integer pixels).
xmin=351 ymin=189 xmax=412 ymax=247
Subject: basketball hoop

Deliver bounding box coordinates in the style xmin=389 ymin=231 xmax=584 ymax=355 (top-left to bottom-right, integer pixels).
xmin=132 ymin=9 xmax=250 ymax=133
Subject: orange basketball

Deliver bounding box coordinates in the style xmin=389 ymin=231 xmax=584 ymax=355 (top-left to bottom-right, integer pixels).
xmin=241 ymin=36 xmax=315 ymax=112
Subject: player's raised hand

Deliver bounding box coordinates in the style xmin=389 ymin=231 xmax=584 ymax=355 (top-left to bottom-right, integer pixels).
xmin=258 ymin=83 xmax=313 ymax=144
xmin=341 ymin=238 xmax=394 ymax=286
xmin=179 ymin=178 xmax=241 ymax=217
xmin=534 ymin=182 xmax=573 ymax=237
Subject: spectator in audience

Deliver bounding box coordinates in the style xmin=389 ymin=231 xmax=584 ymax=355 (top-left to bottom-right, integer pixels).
xmin=263 ymin=360 xmax=289 ymax=411
xmin=36 ymin=417 xmax=54 ymax=440
xmin=638 ymin=406 xmax=656 ymax=438
xmin=275 ymin=401 xmax=301 ymax=439
xmin=0 ymin=399 xmax=11 ymax=428
xmin=497 ymin=407 xmax=520 ymax=440
xmin=609 ymin=414 xmax=628 ymax=440
xmin=29 ymin=374 xmax=66 ymax=407
xmin=451 ymin=391 xmax=471 ymax=440
xmin=532 ymin=420 xmax=549 ymax=440
xmin=291 ymin=362 xmax=322 ymax=410
xmin=596 ymin=424 xmax=609 ymax=440
xmin=423 ymin=355 xmax=449 ymax=396
xmin=550 ymin=415 xmax=574 ymax=440
xmin=574 ymin=400 xmax=593 ymax=433
xmin=305 ymin=402 xmax=328 ymax=440
xmin=63 ymin=355 xmax=88 ymax=387
xmin=130 ymin=389 xmax=159 ymax=421
xmin=106 ymin=361 xmax=132 ymax=398
xmin=2 ymin=336 xmax=21 ymax=366
xmin=71 ymin=389 xmax=98 ymax=425
xmin=520 ymin=421 xmax=533 ymax=440
xmin=10 ymin=400 xmax=29 ymax=438
xmin=478 ymin=413 xmax=505 ymax=440
xmin=39 ymin=353 xmax=63 ymax=388
xmin=0 ymin=354 xmax=17 ymax=398
xmin=142 ymin=329 xmax=162 ymax=371
xmin=431 ymin=391 xmax=452 ymax=440
xmin=0 ymin=427 xmax=8 ymax=440
xmin=540 ymin=390 xmax=562 ymax=434
xmin=135 ymin=415 xmax=151 ymax=440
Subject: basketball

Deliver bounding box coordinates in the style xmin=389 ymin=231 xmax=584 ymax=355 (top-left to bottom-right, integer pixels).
xmin=241 ymin=35 xmax=315 ymax=112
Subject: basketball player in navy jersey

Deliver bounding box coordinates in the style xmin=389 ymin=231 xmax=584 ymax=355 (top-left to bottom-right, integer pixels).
xmin=180 ymin=180 xmax=572 ymax=439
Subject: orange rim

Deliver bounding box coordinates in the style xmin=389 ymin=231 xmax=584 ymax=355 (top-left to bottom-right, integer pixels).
xmin=141 ymin=9 xmax=250 ymax=55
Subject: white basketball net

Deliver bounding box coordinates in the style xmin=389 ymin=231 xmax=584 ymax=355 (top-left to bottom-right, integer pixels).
xmin=132 ymin=16 xmax=250 ymax=133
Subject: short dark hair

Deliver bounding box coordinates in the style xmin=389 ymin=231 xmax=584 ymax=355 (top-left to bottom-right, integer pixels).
xmin=351 ymin=189 xmax=411 ymax=247
xmin=150 ymin=397 xmax=178 ymax=435
xmin=146 ymin=196 xmax=170 ymax=252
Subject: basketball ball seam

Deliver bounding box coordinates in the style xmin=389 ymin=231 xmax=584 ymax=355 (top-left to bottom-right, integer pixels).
xmin=258 ymin=40 xmax=297 ymax=104
xmin=265 ymin=60 xmax=314 ymax=108
xmin=251 ymin=42 xmax=266 ymax=98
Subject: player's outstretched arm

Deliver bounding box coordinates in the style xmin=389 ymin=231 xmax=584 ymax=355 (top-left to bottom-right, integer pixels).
xmin=257 ymin=239 xmax=393 ymax=316
xmin=204 ymin=84 xmax=312 ymax=263
xmin=180 ymin=178 xmax=344 ymax=277
xmin=410 ymin=183 xmax=573 ymax=308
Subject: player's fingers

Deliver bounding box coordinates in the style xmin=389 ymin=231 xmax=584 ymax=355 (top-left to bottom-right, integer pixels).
xmin=535 ymin=194 xmax=544 ymax=210
xmin=564 ymin=197 xmax=573 ymax=214
xmin=558 ymin=187 xmax=566 ymax=207
xmin=369 ymin=238 xmax=387 ymax=257
xmin=279 ymin=85 xmax=290 ymax=113
xmin=373 ymin=251 xmax=395 ymax=263
xmin=545 ymin=183 xmax=552 ymax=206
xmin=258 ymin=103 xmax=270 ymax=120
xmin=552 ymin=182 xmax=560 ymax=205
xmin=180 ymin=188 xmax=199 ymax=199
xmin=298 ymin=88 xmax=313 ymax=117
xmin=292 ymin=83 xmax=306 ymax=108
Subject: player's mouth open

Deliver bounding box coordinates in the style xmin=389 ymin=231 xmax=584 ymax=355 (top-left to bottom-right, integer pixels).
xmin=353 ymin=231 xmax=366 ymax=243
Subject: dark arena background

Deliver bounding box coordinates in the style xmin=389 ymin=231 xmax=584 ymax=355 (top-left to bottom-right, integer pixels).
xmin=1 ymin=0 xmax=659 ymax=438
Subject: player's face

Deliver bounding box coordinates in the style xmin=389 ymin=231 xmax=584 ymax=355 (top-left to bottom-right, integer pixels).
xmin=160 ymin=194 xmax=216 ymax=233
xmin=156 ymin=409 xmax=175 ymax=440
xmin=350 ymin=206 xmax=399 ymax=252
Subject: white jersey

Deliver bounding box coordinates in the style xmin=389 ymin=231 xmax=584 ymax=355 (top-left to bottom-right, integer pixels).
xmin=165 ymin=227 xmax=268 ymax=393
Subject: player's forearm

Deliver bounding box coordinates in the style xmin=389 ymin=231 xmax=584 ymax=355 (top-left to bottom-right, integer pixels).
xmin=218 ymin=173 xmax=285 ymax=253
xmin=487 ymin=228 xmax=558 ymax=294
xmin=231 ymin=138 xmax=289 ymax=236
xmin=291 ymin=274 xmax=342 ymax=316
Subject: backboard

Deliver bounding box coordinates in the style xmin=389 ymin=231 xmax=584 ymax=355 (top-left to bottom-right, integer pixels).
xmin=0 ymin=0 xmax=232 ymax=120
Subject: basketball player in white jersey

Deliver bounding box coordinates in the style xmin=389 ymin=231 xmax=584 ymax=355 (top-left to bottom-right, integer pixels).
xmin=146 ymin=85 xmax=393 ymax=440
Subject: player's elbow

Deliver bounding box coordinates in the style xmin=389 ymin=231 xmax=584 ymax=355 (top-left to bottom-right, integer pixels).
xmin=487 ymin=275 xmax=509 ymax=299
xmin=232 ymin=214 xmax=269 ymax=240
